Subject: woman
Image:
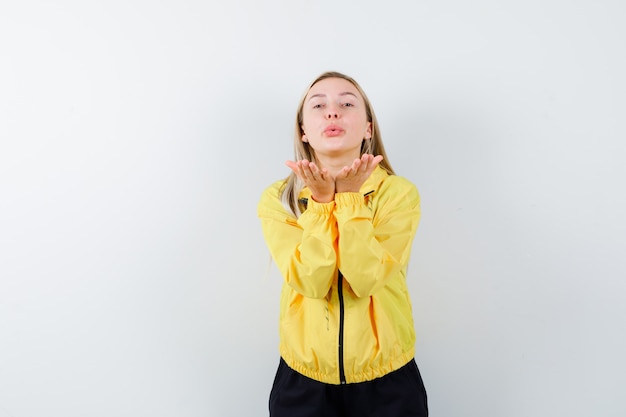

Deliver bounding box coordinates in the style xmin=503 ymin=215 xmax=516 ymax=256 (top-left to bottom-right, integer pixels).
xmin=258 ymin=71 xmax=428 ymax=417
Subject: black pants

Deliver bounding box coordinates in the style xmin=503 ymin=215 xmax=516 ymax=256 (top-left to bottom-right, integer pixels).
xmin=269 ymin=358 xmax=428 ymax=417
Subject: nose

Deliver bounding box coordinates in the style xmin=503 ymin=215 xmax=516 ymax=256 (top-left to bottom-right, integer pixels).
xmin=326 ymin=104 xmax=340 ymax=119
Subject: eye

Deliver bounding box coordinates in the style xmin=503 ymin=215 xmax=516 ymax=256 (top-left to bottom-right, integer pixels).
xmin=342 ymin=102 xmax=354 ymax=107
xmin=312 ymin=103 xmax=324 ymax=109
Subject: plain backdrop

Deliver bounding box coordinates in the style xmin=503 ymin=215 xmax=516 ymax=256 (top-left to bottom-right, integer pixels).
xmin=1 ymin=1 xmax=625 ymax=416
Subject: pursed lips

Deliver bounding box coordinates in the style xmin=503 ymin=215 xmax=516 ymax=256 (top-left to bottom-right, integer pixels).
xmin=324 ymin=124 xmax=344 ymax=137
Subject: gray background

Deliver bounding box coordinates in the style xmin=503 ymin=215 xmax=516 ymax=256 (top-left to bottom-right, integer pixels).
xmin=1 ymin=0 xmax=625 ymax=416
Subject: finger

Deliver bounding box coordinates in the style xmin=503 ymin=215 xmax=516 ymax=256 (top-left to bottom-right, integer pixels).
xmin=294 ymin=160 xmax=310 ymax=181
xmin=337 ymin=165 xmax=351 ymax=179
xmin=303 ymin=161 xmax=319 ymax=180
xmin=360 ymin=154 xmax=372 ymax=172
xmin=287 ymin=160 xmax=307 ymax=179
xmin=371 ymin=155 xmax=383 ymax=170
xmin=353 ymin=155 xmax=370 ymax=174
xmin=300 ymin=163 xmax=311 ymax=182
xmin=309 ymin=162 xmax=321 ymax=177
xmin=313 ymin=164 xmax=330 ymax=182
xmin=299 ymin=159 xmax=310 ymax=173
xmin=363 ymin=154 xmax=382 ymax=173
xmin=285 ymin=160 xmax=298 ymax=173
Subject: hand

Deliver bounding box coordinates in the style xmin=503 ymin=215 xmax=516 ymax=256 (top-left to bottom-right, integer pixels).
xmin=286 ymin=159 xmax=335 ymax=203
xmin=335 ymin=154 xmax=383 ymax=193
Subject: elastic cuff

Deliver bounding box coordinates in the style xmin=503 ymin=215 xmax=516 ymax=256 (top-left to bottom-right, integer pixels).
xmin=306 ymin=198 xmax=335 ymax=214
xmin=334 ymin=192 xmax=365 ymax=208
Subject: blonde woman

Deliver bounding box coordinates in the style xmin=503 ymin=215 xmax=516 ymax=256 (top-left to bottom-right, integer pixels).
xmin=258 ymin=72 xmax=428 ymax=417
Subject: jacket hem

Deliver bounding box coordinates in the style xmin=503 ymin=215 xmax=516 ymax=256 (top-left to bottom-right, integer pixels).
xmin=279 ymin=345 xmax=416 ymax=385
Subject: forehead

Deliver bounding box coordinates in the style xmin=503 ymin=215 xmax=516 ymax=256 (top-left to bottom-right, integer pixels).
xmin=306 ymin=77 xmax=363 ymax=100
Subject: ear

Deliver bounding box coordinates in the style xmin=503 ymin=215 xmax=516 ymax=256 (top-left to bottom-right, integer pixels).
xmin=301 ymin=125 xmax=309 ymax=142
xmin=365 ymin=122 xmax=372 ymax=140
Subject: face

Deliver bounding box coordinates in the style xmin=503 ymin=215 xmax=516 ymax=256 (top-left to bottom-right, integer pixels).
xmin=300 ymin=77 xmax=372 ymax=161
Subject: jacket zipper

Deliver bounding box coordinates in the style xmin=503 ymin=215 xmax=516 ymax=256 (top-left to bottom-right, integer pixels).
xmin=338 ymin=271 xmax=346 ymax=384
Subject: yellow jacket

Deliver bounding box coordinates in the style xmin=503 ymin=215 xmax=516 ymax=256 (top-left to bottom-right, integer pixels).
xmin=257 ymin=166 xmax=421 ymax=384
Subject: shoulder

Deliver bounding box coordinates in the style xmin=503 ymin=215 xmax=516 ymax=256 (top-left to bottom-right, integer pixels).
xmin=366 ymin=167 xmax=417 ymax=193
xmin=380 ymin=174 xmax=417 ymax=189
xmin=259 ymin=179 xmax=286 ymax=200
xmin=257 ymin=179 xmax=288 ymax=216
xmin=378 ymin=174 xmax=419 ymax=198
xmin=372 ymin=174 xmax=420 ymax=213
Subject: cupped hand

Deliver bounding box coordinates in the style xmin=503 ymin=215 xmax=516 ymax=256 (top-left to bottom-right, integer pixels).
xmin=286 ymin=159 xmax=335 ymax=203
xmin=335 ymin=154 xmax=384 ymax=193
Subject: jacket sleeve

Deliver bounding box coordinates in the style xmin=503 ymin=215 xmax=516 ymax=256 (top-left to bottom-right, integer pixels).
xmin=257 ymin=182 xmax=338 ymax=299
xmin=334 ymin=176 xmax=420 ymax=297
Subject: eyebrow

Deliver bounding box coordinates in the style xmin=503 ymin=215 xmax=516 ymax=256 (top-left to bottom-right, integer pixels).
xmin=307 ymin=92 xmax=359 ymax=101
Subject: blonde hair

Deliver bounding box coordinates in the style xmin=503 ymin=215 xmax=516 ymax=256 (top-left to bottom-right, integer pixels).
xmin=280 ymin=71 xmax=395 ymax=217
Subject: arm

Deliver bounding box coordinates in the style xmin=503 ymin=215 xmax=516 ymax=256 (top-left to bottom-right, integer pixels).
xmin=334 ymin=176 xmax=420 ymax=297
xmin=257 ymin=182 xmax=338 ymax=298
